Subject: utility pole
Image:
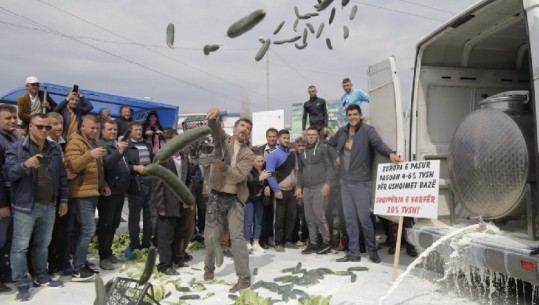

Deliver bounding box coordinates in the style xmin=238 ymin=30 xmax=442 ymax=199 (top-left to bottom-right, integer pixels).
xmin=266 ymin=47 xmax=270 ymax=110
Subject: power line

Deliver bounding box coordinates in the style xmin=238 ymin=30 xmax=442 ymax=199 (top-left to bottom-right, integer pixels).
xmin=0 ymin=6 xmax=242 ymax=104
xmin=36 ymin=0 xmax=280 ymax=108
xmin=399 ymin=0 xmax=456 ymax=15
xmin=351 ymin=0 xmax=446 ymax=22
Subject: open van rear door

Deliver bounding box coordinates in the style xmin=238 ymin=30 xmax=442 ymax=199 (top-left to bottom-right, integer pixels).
xmin=367 ymin=56 xmax=405 ymax=218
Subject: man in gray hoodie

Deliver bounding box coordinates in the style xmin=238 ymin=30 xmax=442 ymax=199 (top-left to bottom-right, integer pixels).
xmin=327 ymin=104 xmax=401 ymax=264
xmin=296 ymin=127 xmax=335 ymax=255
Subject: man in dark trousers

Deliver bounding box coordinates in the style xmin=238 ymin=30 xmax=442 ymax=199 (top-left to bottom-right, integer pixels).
xmin=302 ymin=85 xmax=328 ymax=139
xmin=97 ymin=120 xmax=130 ymax=270
xmin=265 ymin=129 xmax=298 ymax=252
xmin=327 ymin=104 xmax=401 ymax=264
xmin=0 ymin=104 xmax=20 ymax=293
xmin=153 ymin=130 xmax=191 ymax=275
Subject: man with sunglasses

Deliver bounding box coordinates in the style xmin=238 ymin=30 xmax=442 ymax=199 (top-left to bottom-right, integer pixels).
xmin=16 ymin=76 xmax=57 ymax=130
xmin=3 ymin=114 xmax=67 ymax=301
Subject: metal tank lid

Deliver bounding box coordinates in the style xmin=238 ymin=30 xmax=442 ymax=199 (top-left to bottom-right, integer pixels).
xmin=479 ymin=90 xmax=529 ymax=106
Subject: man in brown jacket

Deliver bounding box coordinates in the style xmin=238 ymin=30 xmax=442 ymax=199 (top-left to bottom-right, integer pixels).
xmin=203 ymin=108 xmax=255 ymax=293
xmin=64 ymin=115 xmax=109 ymax=281
xmin=16 ymin=76 xmax=56 ymax=129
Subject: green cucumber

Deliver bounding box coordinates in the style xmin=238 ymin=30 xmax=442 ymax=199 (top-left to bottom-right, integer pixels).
xmin=203 ymin=44 xmax=220 ymax=56
xmin=326 ymin=37 xmax=333 ymax=50
xmin=227 ymin=9 xmax=266 ymax=38
xmin=343 ymin=25 xmax=349 ymax=39
xmin=255 ymin=39 xmax=271 ymax=62
xmin=295 ymin=42 xmax=308 ymax=50
xmin=294 ymin=6 xmax=300 ymax=18
xmin=145 ymin=163 xmax=195 ymax=206
xmin=138 ymin=247 xmax=156 ymax=285
xmin=273 ymin=21 xmax=285 ymax=35
xmin=93 ymin=275 xmax=107 ymax=305
xmin=317 ymin=0 xmax=334 ymax=12
xmin=350 ymin=5 xmax=358 ymax=20
xmin=293 ymin=19 xmax=299 ymax=32
xmin=329 ymin=7 xmax=336 ymax=24
xmin=157 ymin=126 xmax=210 ymax=162
xmin=302 ymin=28 xmax=308 ymax=44
xmin=166 ymin=23 xmax=174 ymax=48
xmin=306 ymin=23 xmax=315 ymax=34
xmin=316 ymin=23 xmax=324 ymax=38
xmin=179 ymin=294 xmax=201 ymax=300
xmin=342 ymin=0 xmax=350 ymax=8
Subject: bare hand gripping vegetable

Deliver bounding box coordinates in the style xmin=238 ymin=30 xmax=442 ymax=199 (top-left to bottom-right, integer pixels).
xmin=157 ymin=126 xmax=211 ymax=162
xmin=166 ymin=23 xmax=175 ymax=48
xmin=139 ymin=247 xmax=156 ymax=285
xmin=255 ymin=39 xmax=271 ymax=61
xmin=227 ymin=9 xmax=266 ymax=38
xmin=145 ymin=163 xmax=195 ymax=206
xmin=93 ymin=275 xmax=106 ymax=305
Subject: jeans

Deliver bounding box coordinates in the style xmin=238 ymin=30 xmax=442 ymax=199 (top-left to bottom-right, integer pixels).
xmin=11 ymin=203 xmax=56 ymax=288
xmin=340 ymin=180 xmax=376 ymax=256
xmin=70 ymin=197 xmax=98 ymax=268
xmin=97 ymin=194 xmax=125 ymax=260
xmin=244 ymin=196 xmax=264 ymax=241
xmin=128 ymin=183 xmax=153 ymax=249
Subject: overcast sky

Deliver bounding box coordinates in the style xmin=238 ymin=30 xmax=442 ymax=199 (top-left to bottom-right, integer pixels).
xmin=0 ymin=0 xmax=478 ymax=117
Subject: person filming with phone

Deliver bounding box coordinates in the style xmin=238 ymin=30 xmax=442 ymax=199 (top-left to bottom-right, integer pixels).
xmin=53 ymin=85 xmax=93 ymax=140
xmin=3 ymin=113 xmax=67 ymax=300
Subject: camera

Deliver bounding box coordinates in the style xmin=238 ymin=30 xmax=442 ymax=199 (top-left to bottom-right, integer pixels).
xmin=72 ymin=84 xmax=79 ymax=93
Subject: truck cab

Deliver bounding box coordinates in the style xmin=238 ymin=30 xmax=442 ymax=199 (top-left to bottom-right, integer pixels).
xmin=369 ymin=0 xmax=539 ymax=285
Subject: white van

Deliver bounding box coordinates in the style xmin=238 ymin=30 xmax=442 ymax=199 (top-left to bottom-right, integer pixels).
xmin=368 ymin=0 xmax=539 ymax=285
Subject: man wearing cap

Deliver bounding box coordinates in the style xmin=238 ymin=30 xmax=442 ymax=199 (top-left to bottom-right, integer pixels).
xmin=17 ymin=76 xmax=57 ymax=130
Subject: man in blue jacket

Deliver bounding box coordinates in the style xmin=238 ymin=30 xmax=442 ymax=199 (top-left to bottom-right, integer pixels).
xmin=265 ymin=129 xmax=298 ymax=252
xmin=4 ymin=113 xmax=68 ymax=301
xmin=340 ymin=78 xmax=369 ymax=125
xmin=327 ymin=104 xmax=400 ymax=264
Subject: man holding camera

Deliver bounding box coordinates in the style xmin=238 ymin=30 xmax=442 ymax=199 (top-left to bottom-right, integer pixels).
xmin=97 ymin=120 xmax=129 ymax=270
xmin=4 ymin=114 xmax=67 ymax=300
xmin=53 ymin=86 xmax=93 ymax=140
xmin=64 ymin=115 xmax=109 ymax=281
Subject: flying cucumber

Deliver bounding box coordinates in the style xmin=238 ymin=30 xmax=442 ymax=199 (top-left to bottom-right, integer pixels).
xmin=203 ymin=44 xmax=220 ymax=56
xmin=227 ymin=9 xmax=266 ymax=38
xmin=329 ymin=7 xmax=336 ymax=25
xmin=343 ymin=25 xmax=350 ymax=39
xmin=139 ymin=247 xmax=157 ymax=285
xmin=166 ymin=23 xmax=174 ymax=48
xmin=273 ymin=21 xmax=285 ymax=35
xmin=157 ymin=126 xmax=210 ymax=162
xmin=145 ymin=163 xmax=195 ymax=206
xmin=316 ymin=23 xmax=324 ymax=38
xmin=350 ymin=5 xmax=358 ymax=20
xmin=317 ymin=0 xmax=335 ymax=12
xmin=255 ymin=39 xmax=271 ymax=61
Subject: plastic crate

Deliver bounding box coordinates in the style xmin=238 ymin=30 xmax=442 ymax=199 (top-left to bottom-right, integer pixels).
xmin=106 ymin=277 xmax=160 ymax=305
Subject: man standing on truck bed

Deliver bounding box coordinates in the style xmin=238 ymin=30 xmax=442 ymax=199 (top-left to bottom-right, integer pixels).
xmin=327 ymin=104 xmax=401 ymax=263
xmin=302 ymin=85 xmax=328 ymax=140
xmin=341 ymin=78 xmax=369 ymax=125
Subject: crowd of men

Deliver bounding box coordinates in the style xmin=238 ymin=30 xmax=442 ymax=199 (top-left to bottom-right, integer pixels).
xmin=0 ymin=76 xmax=418 ymax=301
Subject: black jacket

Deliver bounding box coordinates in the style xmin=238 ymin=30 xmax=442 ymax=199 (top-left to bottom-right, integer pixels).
xmin=0 ymin=130 xmax=19 ymax=208
xmin=99 ymin=138 xmax=130 ymax=195
xmin=247 ymin=167 xmax=267 ymax=202
xmin=152 ymin=152 xmax=191 ymax=217
xmin=116 ymin=117 xmax=132 ymax=139
xmin=297 ymin=142 xmax=335 ymax=188
xmin=302 ymin=96 xmax=328 ymax=130
xmin=125 ymin=138 xmax=154 ymax=193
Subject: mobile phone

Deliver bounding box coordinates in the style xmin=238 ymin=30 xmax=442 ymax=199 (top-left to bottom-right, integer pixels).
xmin=102 ymin=143 xmax=112 ymax=150
xmin=72 ymin=84 xmax=79 ymax=93
xmin=122 ymin=129 xmax=131 ymax=140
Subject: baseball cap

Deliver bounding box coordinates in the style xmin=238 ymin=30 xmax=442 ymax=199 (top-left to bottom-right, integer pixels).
xmin=25 ymin=76 xmax=40 ymax=84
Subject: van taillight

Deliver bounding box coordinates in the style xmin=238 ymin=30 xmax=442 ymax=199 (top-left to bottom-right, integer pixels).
xmin=521 ymin=261 xmax=535 ymax=272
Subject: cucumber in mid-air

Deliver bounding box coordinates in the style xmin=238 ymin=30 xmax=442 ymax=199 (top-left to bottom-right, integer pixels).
xmin=203 ymin=44 xmax=220 ymax=56
xmin=227 ymin=9 xmax=266 ymax=38
xmin=157 ymin=126 xmax=211 ymax=162
xmin=145 ymin=163 xmax=195 ymax=206
xmin=139 ymin=247 xmax=157 ymax=285
xmin=166 ymin=23 xmax=174 ymax=48
xmin=255 ymin=39 xmax=271 ymax=61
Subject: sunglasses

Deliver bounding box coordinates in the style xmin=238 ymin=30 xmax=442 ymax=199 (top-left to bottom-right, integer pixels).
xmin=31 ymin=123 xmax=52 ymax=131
xmin=29 ymin=83 xmax=40 ymax=87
